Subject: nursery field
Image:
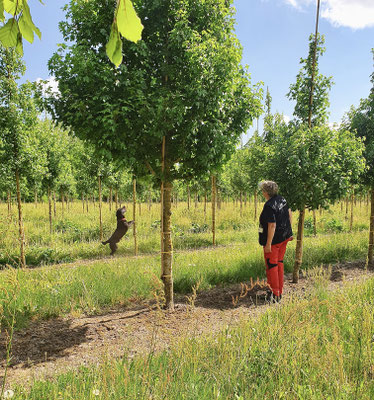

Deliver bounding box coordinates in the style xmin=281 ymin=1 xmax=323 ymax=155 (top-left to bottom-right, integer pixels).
xmin=0 ymin=199 xmax=370 ymax=268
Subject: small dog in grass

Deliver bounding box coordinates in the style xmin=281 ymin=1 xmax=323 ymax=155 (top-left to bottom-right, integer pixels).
xmin=102 ymin=206 xmax=134 ymax=255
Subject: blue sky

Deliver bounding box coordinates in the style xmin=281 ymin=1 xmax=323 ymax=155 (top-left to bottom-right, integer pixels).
xmin=21 ymin=0 xmax=374 ymax=137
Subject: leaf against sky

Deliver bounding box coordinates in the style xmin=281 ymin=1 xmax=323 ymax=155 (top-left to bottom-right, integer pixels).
xmin=117 ymin=0 xmax=143 ymax=43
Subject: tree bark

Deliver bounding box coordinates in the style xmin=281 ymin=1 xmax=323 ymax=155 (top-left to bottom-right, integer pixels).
xmin=148 ymin=189 xmax=152 ymax=211
xmin=7 ymin=190 xmax=11 ymax=216
xmin=61 ymin=190 xmax=64 ymax=219
xmin=293 ymin=207 xmax=306 ymax=283
xmin=313 ymin=209 xmax=317 ymax=236
xmin=15 ymin=168 xmax=26 ymax=268
xmin=53 ymin=191 xmax=56 ymax=217
xmin=204 ymin=192 xmax=207 ymax=218
xmin=109 ymin=187 xmax=113 ymax=211
xmin=82 ymin=193 xmax=85 ymax=213
xmin=194 ymin=192 xmax=198 ymax=209
xmin=254 ymin=190 xmax=258 ymax=221
xmin=212 ymin=175 xmax=216 ymax=246
xmin=368 ymin=188 xmax=374 ymax=268
xmin=187 ymin=185 xmax=190 ymax=210
xmin=133 ymin=178 xmax=138 ymax=256
xmin=240 ymin=192 xmax=243 ymax=217
xmin=160 ymin=135 xmax=174 ymax=310
xmin=99 ymin=176 xmax=103 ymax=241
xmin=350 ymin=193 xmax=354 ymax=232
xmin=115 ymin=189 xmax=118 ymax=210
xmin=48 ymin=186 xmax=53 ymax=234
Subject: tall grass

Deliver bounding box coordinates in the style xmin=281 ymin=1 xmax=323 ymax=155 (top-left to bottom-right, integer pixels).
xmin=0 ymin=228 xmax=369 ymax=329
xmin=0 ymin=200 xmax=370 ymax=267
xmin=11 ymin=276 xmax=374 ymax=399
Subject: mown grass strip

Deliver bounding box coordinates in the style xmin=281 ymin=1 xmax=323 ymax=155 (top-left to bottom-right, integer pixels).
xmin=0 ymin=230 xmax=369 ymax=329
xmin=12 ymin=274 xmax=374 ymax=399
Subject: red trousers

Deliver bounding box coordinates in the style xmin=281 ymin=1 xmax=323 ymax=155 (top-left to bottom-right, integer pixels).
xmin=263 ymin=238 xmax=291 ymax=297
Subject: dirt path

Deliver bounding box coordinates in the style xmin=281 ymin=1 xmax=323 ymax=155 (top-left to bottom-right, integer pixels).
xmin=1 ymin=260 xmax=373 ymax=389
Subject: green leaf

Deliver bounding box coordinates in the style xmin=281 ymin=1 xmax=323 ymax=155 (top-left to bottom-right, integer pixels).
xmin=106 ymin=22 xmax=122 ymax=67
xmin=0 ymin=18 xmax=19 ymax=47
xmin=18 ymin=13 xmax=34 ymax=43
xmin=4 ymin=0 xmax=23 ymax=15
xmin=16 ymin=32 xmax=23 ymax=55
xmin=0 ymin=0 xmax=4 ymax=22
xmin=117 ymin=0 xmax=143 ymax=43
xmin=21 ymin=0 xmax=41 ymax=40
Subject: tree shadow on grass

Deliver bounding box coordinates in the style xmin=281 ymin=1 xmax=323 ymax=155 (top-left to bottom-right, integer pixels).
xmin=0 ymin=318 xmax=89 ymax=369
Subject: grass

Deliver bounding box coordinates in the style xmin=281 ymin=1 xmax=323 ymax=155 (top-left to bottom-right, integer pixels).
xmin=0 ymin=199 xmax=370 ymax=267
xmin=10 ymin=273 xmax=374 ymax=399
xmin=0 ymin=228 xmax=369 ymax=330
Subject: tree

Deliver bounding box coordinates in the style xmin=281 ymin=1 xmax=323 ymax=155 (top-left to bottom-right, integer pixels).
xmin=48 ymin=0 xmax=262 ymax=308
xmin=343 ymin=50 xmax=374 ymax=266
xmin=0 ymin=46 xmax=46 ymax=267
xmin=266 ymin=123 xmax=366 ymax=282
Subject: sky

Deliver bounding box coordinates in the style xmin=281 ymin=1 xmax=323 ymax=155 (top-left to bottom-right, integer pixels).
xmin=20 ymin=0 xmax=374 ymax=139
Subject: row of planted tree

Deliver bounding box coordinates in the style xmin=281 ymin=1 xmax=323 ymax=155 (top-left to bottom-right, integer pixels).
xmin=1 ymin=0 xmax=374 ymax=309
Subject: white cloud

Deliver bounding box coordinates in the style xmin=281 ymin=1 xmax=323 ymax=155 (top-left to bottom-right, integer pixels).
xmin=283 ymin=0 xmax=374 ymax=29
xmin=36 ymin=76 xmax=60 ymax=97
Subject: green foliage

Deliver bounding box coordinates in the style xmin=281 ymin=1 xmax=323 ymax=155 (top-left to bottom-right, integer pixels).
xmin=287 ymin=34 xmax=333 ymax=126
xmin=265 ymin=124 xmax=366 ymax=211
xmin=49 ymin=0 xmax=262 ymax=184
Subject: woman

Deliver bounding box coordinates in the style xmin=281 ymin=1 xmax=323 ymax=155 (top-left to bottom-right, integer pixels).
xmin=258 ymin=181 xmax=293 ymax=303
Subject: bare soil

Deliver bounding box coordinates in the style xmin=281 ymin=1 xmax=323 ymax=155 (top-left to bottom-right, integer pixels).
xmin=0 ymin=260 xmax=373 ymax=388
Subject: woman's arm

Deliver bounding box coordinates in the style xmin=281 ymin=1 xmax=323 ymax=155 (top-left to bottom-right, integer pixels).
xmin=265 ymin=222 xmax=276 ymax=253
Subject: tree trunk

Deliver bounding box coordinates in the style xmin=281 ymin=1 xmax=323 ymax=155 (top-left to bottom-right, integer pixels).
xmin=217 ymin=188 xmax=221 ymax=210
xmin=61 ymin=190 xmax=64 ymax=219
xmin=345 ymin=197 xmax=349 ymax=219
xmin=244 ymin=192 xmax=247 ymax=207
xmin=254 ymin=190 xmax=258 ymax=221
xmin=293 ymin=207 xmax=306 ymax=283
xmin=212 ymin=175 xmax=216 ymax=246
xmin=115 ymin=189 xmax=118 ymax=210
xmin=53 ymin=191 xmax=56 ymax=217
xmin=240 ymin=192 xmax=243 ymax=217
xmin=48 ymin=186 xmax=53 ymax=234
xmin=7 ymin=190 xmax=11 ymax=216
xmin=194 ymin=192 xmax=198 ymax=209
xmin=86 ymin=195 xmax=89 ymax=213
xmin=98 ymin=176 xmax=103 ymax=241
xmin=313 ymin=209 xmax=317 ymax=236
xmin=82 ymin=194 xmax=85 ymax=213
xmin=368 ymin=188 xmax=374 ymax=268
xmin=133 ymin=178 xmax=138 ymax=256
xmin=160 ymin=135 xmax=174 ymax=310
xmin=148 ymin=189 xmax=152 ymax=211
xmin=15 ymin=168 xmax=26 ymax=268
xmin=187 ymin=185 xmax=190 ymax=210
xmin=350 ymin=193 xmax=354 ymax=232
xmin=204 ymin=192 xmax=207 ymax=218
xmin=109 ymin=187 xmax=113 ymax=211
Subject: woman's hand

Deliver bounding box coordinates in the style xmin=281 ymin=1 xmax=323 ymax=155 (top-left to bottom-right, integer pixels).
xmin=264 ymin=244 xmax=272 ymax=253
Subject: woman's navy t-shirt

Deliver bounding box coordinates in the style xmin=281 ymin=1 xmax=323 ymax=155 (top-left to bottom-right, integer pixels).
xmin=259 ymin=195 xmax=293 ymax=246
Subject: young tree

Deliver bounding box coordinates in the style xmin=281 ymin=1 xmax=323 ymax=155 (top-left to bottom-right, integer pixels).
xmin=48 ymin=0 xmax=262 ymax=308
xmin=0 ymin=46 xmax=46 ymax=267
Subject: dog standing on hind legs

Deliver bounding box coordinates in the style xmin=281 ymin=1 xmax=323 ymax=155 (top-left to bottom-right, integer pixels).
xmin=102 ymin=206 xmax=134 ymax=255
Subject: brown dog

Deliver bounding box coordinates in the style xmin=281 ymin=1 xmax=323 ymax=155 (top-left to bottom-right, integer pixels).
xmin=102 ymin=206 xmax=134 ymax=255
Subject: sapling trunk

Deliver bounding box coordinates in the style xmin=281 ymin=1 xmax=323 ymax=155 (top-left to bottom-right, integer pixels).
xmin=61 ymin=190 xmax=64 ymax=219
xmin=15 ymin=168 xmax=26 ymax=268
xmin=53 ymin=191 xmax=56 ymax=217
xmin=313 ymin=209 xmax=317 ymax=236
xmin=254 ymin=190 xmax=258 ymax=221
xmin=34 ymin=188 xmax=37 ymax=208
xmin=217 ymin=188 xmax=221 ymax=210
xmin=48 ymin=186 xmax=53 ymax=234
xmin=350 ymin=193 xmax=354 ymax=232
xmin=204 ymin=192 xmax=207 ymax=218
xmin=187 ymin=185 xmax=190 ymax=210
xmin=86 ymin=195 xmax=89 ymax=213
xmin=133 ymin=178 xmax=138 ymax=256
xmin=98 ymin=176 xmax=103 ymax=241
xmin=368 ymin=188 xmax=374 ymax=268
xmin=240 ymin=192 xmax=243 ymax=217
xmin=82 ymin=194 xmax=85 ymax=213
xmin=148 ymin=189 xmax=152 ymax=211
xmin=293 ymin=207 xmax=306 ymax=283
xmin=194 ymin=192 xmax=198 ymax=209
xmin=211 ymin=175 xmax=216 ymax=246
xmin=109 ymin=187 xmax=113 ymax=211
xmin=160 ymin=135 xmax=174 ymax=309
xmin=7 ymin=191 xmax=11 ymax=216
xmin=115 ymin=189 xmax=118 ymax=210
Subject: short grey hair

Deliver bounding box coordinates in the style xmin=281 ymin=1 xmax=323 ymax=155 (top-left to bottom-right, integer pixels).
xmin=259 ymin=181 xmax=278 ymax=197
